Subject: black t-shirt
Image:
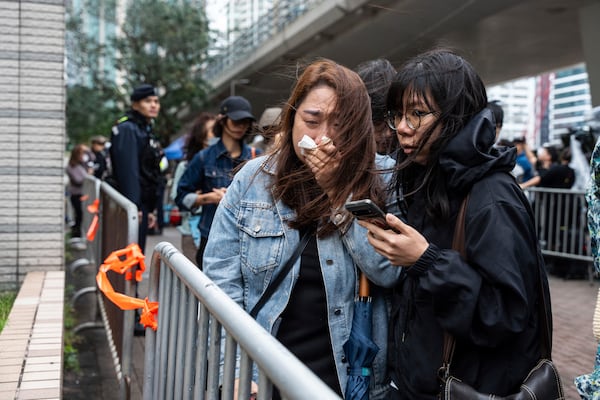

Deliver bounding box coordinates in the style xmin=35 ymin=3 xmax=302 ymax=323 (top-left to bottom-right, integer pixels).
xmin=275 ymin=232 xmax=342 ymax=397
xmin=539 ymin=164 xmax=575 ymax=189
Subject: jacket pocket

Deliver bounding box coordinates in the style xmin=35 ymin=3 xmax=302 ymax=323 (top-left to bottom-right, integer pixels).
xmin=238 ymin=203 xmax=284 ymax=273
xmin=204 ymin=165 xmax=232 ymax=188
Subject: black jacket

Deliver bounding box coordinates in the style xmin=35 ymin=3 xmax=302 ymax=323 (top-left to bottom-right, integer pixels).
xmin=389 ymin=109 xmax=551 ymax=398
xmin=109 ymin=110 xmax=163 ymax=210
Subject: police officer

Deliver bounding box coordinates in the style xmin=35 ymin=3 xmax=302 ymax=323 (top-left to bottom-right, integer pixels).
xmin=109 ymin=84 xmax=163 ymax=254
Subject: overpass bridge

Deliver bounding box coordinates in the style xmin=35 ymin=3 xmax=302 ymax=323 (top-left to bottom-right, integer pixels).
xmin=204 ymin=0 xmax=600 ymax=113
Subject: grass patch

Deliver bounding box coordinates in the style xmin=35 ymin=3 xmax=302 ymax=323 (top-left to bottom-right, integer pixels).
xmin=63 ymin=283 xmax=81 ymax=372
xmin=0 ymin=291 xmax=17 ymax=333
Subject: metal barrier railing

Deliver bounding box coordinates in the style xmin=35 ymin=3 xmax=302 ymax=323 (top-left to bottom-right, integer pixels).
xmin=97 ymin=180 xmax=140 ymax=398
xmin=524 ymin=187 xmax=592 ymax=262
xmin=73 ymin=175 xmax=140 ymax=399
xmin=69 ymin=176 xmax=102 ymax=328
xmin=143 ymin=241 xmax=342 ymax=400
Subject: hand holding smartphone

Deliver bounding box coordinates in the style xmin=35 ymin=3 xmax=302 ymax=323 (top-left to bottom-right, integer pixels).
xmin=344 ymin=199 xmax=390 ymax=230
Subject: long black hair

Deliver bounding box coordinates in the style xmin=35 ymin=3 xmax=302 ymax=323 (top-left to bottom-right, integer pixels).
xmin=386 ymin=48 xmax=488 ymax=220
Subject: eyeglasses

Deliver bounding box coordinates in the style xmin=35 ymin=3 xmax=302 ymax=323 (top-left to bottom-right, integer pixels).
xmin=386 ymin=109 xmax=436 ymax=131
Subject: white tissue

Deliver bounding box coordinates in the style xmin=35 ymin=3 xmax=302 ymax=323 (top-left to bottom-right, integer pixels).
xmin=298 ymin=135 xmax=331 ymax=155
xmin=298 ymin=135 xmax=317 ymax=150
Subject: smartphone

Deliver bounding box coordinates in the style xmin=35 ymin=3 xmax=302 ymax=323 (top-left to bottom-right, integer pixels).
xmin=344 ymin=199 xmax=389 ymax=229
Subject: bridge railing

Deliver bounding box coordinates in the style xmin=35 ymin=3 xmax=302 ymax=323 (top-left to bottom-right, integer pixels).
xmin=143 ymin=241 xmax=342 ymax=400
xmin=204 ymin=0 xmax=325 ymax=82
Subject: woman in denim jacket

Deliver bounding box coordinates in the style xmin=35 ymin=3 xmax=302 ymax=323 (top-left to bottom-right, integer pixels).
xmin=204 ymin=59 xmax=401 ymax=399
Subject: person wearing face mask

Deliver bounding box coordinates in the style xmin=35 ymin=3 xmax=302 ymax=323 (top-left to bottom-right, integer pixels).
xmin=203 ymin=59 xmax=400 ymax=399
xmin=176 ymin=96 xmax=260 ymax=269
xmin=66 ymin=144 xmax=94 ymax=238
xmin=358 ymin=49 xmax=554 ymax=399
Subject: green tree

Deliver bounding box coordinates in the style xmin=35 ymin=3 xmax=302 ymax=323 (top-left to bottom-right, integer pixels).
xmin=66 ymin=0 xmax=120 ymax=146
xmin=66 ymin=85 xmax=120 ymax=146
xmin=114 ymin=0 xmax=213 ymax=141
xmin=66 ymin=0 xmax=212 ymax=145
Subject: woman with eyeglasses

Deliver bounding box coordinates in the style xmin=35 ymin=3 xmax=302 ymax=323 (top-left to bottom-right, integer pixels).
xmin=359 ymin=49 xmax=552 ymax=398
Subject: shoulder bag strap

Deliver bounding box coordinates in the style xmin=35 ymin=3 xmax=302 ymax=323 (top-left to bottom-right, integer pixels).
xmin=249 ymin=231 xmax=311 ymax=318
xmin=442 ymin=194 xmax=553 ymax=371
xmin=440 ymin=195 xmax=470 ymax=376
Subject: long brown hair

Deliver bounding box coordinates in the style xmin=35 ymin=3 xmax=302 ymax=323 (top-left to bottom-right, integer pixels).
xmin=185 ymin=112 xmax=216 ymax=161
xmin=269 ymin=58 xmax=387 ymax=236
xmin=68 ymin=144 xmax=89 ymax=167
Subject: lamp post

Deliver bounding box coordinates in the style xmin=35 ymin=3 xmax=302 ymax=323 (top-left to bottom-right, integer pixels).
xmin=230 ymin=78 xmax=250 ymax=96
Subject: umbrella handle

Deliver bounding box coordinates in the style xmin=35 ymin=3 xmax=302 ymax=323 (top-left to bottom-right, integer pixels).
xmin=359 ymin=272 xmax=370 ymax=297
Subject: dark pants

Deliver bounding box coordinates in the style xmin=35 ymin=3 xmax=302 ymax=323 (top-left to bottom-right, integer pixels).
xmin=195 ymin=236 xmax=209 ymax=270
xmin=138 ymin=204 xmax=150 ymax=254
xmin=70 ymin=194 xmax=83 ymax=237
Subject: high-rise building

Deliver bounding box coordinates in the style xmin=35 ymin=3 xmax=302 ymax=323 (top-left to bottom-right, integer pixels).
xmin=487 ymin=78 xmax=537 ymax=145
xmin=66 ymin=0 xmax=121 ymax=86
xmin=487 ymin=63 xmax=592 ymax=148
xmin=548 ymin=64 xmax=592 ymax=139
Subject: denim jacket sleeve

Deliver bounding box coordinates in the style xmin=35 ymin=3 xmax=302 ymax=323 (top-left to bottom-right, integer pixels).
xmin=341 ymin=221 xmax=402 ymax=287
xmin=342 ymin=153 xmax=401 ymax=287
xmin=175 ymin=151 xmax=204 ymax=212
xmin=203 ymin=159 xmax=256 ymax=382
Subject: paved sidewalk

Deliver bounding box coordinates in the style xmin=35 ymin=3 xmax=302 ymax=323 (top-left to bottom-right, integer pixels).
xmin=135 ymin=227 xmax=599 ymax=399
xmin=549 ymin=274 xmax=598 ymax=399
xmin=0 ymin=271 xmax=64 ymax=399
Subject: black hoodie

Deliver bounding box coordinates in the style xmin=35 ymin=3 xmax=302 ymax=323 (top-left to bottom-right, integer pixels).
xmin=388 ymin=109 xmax=551 ymax=399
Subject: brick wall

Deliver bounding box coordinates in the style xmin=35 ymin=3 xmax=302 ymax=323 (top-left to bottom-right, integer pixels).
xmin=0 ymin=0 xmax=66 ymax=291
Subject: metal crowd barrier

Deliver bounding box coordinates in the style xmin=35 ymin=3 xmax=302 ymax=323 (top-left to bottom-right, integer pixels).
xmin=524 ymin=187 xmax=593 ymax=278
xmin=97 ymin=180 xmax=140 ymax=398
xmin=69 ymin=176 xmax=101 ymax=321
xmin=143 ymin=242 xmax=342 ymax=400
xmin=73 ymin=175 xmax=140 ymax=399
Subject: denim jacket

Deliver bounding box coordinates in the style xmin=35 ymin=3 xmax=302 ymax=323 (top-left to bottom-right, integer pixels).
xmin=175 ymin=139 xmax=258 ymax=238
xmin=203 ymin=155 xmax=401 ymax=399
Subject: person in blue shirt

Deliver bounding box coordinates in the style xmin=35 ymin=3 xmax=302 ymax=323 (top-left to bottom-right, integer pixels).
xmin=512 ymin=136 xmax=536 ymax=183
xmin=176 ymin=95 xmax=257 ymax=268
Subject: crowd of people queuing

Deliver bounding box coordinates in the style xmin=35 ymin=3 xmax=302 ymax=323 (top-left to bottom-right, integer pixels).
xmin=63 ymin=48 xmax=592 ymax=399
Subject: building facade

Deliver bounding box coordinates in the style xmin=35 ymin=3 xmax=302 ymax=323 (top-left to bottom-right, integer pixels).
xmin=0 ymin=1 xmax=66 ymax=290
xmin=487 ymin=78 xmax=537 ymax=145
xmin=549 ymin=64 xmax=593 ymax=139
xmin=488 ymin=63 xmax=593 ymax=149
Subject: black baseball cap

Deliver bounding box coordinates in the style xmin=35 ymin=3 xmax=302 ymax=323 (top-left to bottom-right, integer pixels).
xmin=219 ymin=96 xmax=255 ymax=121
xmin=130 ymin=84 xmax=158 ymax=102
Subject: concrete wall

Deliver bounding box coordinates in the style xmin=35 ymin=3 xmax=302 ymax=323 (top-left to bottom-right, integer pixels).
xmin=0 ymin=0 xmax=66 ymax=291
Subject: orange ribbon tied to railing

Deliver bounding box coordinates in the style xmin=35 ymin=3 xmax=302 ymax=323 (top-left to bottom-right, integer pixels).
xmin=86 ymin=198 xmax=100 ymax=242
xmin=96 ymin=243 xmax=159 ymax=331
